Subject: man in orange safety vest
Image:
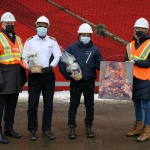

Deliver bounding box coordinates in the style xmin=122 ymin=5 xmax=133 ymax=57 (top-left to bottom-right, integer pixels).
xmin=0 ymin=12 xmax=26 ymax=144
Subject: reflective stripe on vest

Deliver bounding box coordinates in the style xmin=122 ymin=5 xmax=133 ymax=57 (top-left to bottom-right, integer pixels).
xmin=127 ymin=40 xmax=150 ymax=80
xmin=0 ymin=33 xmax=22 ymax=62
xmin=0 ymin=33 xmax=11 ymax=53
xmin=127 ymin=40 xmax=150 ymax=61
xmin=0 ymin=32 xmax=26 ymax=68
xmin=0 ymin=53 xmax=20 ymax=61
xmin=16 ymin=36 xmax=23 ymax=53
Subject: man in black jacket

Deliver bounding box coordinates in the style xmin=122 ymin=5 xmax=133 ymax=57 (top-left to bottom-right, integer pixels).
xmin=125 ymin=18 xmax=150 ymax=142
xmin=59 ymin=23 xmax=102 ymax=139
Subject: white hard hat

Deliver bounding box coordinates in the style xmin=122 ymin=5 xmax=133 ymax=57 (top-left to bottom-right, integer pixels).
xmin=1 ymin=12 xmax=16 ymax=22
xmin=35 ymin=16 xmax=50 ymax=26
xmin=134 ymin=18 xmax=149 ymax=29
xmin=77 ymin=23 xmax=93 ymax=33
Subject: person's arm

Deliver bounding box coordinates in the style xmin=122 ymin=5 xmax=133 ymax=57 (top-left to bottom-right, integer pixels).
xmin=95 ymin=47 xmax=103 ymax=70
xmin=58 ymin=45 xmax=72 ymax=73
xmin=58 ymin=45 xmax=74 ymax=80
xmin=0 ymin=41 xmax=4 ymax=91
xmin=50 ymin=40 xmax=62 ymax=68
xmin=0 ymin=63 xmax=4 ymax=92
xmin=134 ymin=53 xmax=150 ymax=68
xmin=22 ymin=40 xmax=30 ymax=69
xmin=124 ymin=51 xmax=129 ymax=61
xmin=42 ymin=40 xmax=62 ymax=74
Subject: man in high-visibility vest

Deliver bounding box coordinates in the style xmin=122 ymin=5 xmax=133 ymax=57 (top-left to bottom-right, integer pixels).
xmin=0 ymin=12 xmax=26 ymax=144
xmin=125 ymin=18 xmax=150 ymax=142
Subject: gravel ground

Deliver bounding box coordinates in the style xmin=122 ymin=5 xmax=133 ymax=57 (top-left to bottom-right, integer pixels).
xmin=0 ymin=98 xmax=150 ymax=150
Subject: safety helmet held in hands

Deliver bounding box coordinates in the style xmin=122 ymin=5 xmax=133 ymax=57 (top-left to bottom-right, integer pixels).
xmin=35 ymin=16 xmax=50 ymax=26
xmin=134 ymin=18 xmax=149 ymax=29
xmin=1 ymin=12 xmax=16 ymax=22
xmin=77 ymin=23 xmax=93 ymax=33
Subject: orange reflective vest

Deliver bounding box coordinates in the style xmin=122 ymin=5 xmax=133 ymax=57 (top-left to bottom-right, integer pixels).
xmin=0 ymin=32 xmax=26 ymax=68
xmin=127 ymin=40 xmax=150 ymax=80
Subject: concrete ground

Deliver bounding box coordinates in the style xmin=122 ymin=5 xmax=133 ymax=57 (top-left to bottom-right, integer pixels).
xmin=0 ymin=98 xmax=150 ymax=150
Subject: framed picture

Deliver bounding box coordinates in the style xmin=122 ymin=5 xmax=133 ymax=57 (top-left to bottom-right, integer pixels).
xmin=98 ymin=61 xmax=134 ymax=100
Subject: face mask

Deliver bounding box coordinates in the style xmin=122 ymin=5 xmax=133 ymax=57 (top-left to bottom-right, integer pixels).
xmin=80 ymin=36 xmax=90 ymax=44
xmin=6 ymin=25 xmax=14 ymax=33
xmin=37 ymin=27 xmax=48 ymax=37
xmin=135 ymin=31 xmax=145 ymax=38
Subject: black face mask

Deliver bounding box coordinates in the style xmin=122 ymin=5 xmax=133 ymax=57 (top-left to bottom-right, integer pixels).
xmin=6 ymin=25 xmax=14 ymax=33
xmin=135 ymin=31 xmax=145 ymax=38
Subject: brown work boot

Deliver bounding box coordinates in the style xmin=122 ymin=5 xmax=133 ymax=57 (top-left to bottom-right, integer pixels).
xmin=137 ymin=125 xmax=150 ymax=142
xmin=126 ymin=121 xmax=144 ymax=137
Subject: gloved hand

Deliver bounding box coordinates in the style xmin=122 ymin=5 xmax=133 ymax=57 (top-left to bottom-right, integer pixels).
xmin=95 ymin=61 xmax=100 ymax=70
xmin=61 ymin=70 xmax=74 ymax=80
xmin=0 ymin=83 xmax=4 ymax=92
xmin=134 ymin=60 xmax=138 ymax=66
xmin=42 ymin=66 xmax=53 ymax=74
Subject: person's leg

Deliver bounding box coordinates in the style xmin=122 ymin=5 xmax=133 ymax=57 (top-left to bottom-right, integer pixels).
xmin=0 ymin=95 xmax=8 ymax=144
xmin=0 ymin=95 xmax=6 ymax=131
xmin=42 ymin=71 xmax=55 ymax=140
xmin=4 ymin=93 xmax=19 ymax=132
xmin=3 ymin=93 xmax=21 ymax=138
xmin=83 ymin=80 xmax=95 ymax=138
xmin=142 ymin=100 xmax=150 ymax=125
xmin=68 ymin=81 xmax=82 ymax=139
xmin=68 ymin=81 xmax=82 ymax=127
xmin=127 ymin=100 xmax=144 ymax=137
xmin=137 ymin=100 xmax=150 ymax=142
xmin=42 ymin=72 xmax=55 ymax=130
xmin=83 ymin=80 xmax=95 ymax=127
xmin=133 ymin=100 xmax=143 ymax=121
xmin=28 ymin=74 xmax=41 ymax=132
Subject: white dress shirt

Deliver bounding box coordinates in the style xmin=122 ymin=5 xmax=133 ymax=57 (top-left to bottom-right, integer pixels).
xmin=22 ymin=35 xmax=62 ymax=69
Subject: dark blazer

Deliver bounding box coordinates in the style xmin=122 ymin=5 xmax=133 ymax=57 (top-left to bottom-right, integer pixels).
xmin=0 ymin=64 xmax=26 ymax=94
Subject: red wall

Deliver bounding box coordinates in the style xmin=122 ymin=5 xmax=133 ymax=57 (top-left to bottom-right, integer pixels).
xmin=1 ymin=0 xmax=150 ymax=91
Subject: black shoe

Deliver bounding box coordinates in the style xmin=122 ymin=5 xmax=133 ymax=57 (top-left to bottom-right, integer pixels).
xmin=29 ymin=131 xmax=37 ymax=140
xmin=0 ymin=132 xmax=8 ymax=144
xmin=85 ymin=126 xmax=95 ymax=138
xmin=69 ymin=126 xmax=76 ymax=139
xmin=43 ymin=131 xmax=55 ymax=140
xmin=4 ymin=130 xmax=21 ymax=138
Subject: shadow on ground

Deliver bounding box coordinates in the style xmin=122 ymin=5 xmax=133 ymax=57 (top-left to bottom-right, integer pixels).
xmin=0 ymin=99 xmax=150 ymax=150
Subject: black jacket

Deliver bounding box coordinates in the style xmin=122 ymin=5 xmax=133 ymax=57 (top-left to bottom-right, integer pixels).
xmin=59 ymin=40 xmax=102 ymax=80
xmin=0 ymin=29 xmax=26 ymax=94
xmin=124 ymin=34 xmax=150 ymax=100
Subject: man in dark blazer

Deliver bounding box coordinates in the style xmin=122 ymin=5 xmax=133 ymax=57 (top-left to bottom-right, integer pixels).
xmin=0 ymin=12 xmax=26 ymax=144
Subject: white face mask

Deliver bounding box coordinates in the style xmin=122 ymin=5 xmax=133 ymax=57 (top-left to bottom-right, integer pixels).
xmin=80 ymin=36 xmax=90 ymax=44
xmin=37 ymin=27 xmax=48 ymax=36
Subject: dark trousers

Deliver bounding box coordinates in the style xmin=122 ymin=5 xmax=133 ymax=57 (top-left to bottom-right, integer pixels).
xmin=0 ymin=93 xmax=19 ymax=131
xmin=28 ymin=71 xmax=55 ymax=131
xmin=68 ymin=80 xmax=95 ymax=127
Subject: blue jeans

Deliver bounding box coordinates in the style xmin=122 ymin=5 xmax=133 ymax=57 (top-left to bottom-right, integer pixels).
xmin=133 ymin=100 xmax=150 ymax=125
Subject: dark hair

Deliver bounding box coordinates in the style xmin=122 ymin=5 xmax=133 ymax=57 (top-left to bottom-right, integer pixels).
xmin=109 ymin=62 xmax=122 ymax=70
